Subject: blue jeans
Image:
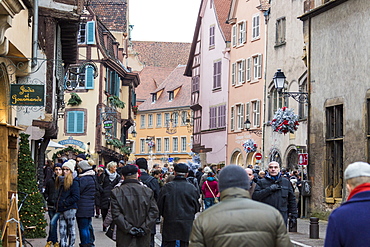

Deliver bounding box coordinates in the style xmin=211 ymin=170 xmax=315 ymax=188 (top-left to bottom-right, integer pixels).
xmin=76 ymin=217 xmax=92 ymax=245
xmin=47 ymin=211 xmax=60 ymax=243
xmin=204 ymin=197 xmax=216 ymax=209
xmin=89 ymin=221 xmax=95 ymax=246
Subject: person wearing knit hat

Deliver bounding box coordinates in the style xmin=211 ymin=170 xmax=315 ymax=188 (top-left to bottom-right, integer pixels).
xmin=55 ymin=159 xmax=80 ymax=247
xmin=190 ymin=165 xmax=291 ymax=246
xmin=325 ymin=162 xmax=370 ymax=247
xmin=77 ymin=160 xmax=92 ymax=172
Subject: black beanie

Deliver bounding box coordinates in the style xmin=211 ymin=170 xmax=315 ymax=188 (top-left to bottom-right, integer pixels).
xmin=136 ymin=158 xmax=148 ymax=170
xmin=218 ymin=165 xmax=250 ymax=192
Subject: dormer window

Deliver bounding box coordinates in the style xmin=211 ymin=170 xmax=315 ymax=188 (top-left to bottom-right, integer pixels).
xmin=168 ymin=91 xmax=174 ymax=101
xmin=151 ymin=93 xmax=157 ymax=103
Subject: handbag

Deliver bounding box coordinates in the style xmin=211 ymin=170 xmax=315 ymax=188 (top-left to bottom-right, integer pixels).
xmin=205 ymin=181 xmax=219 ymax=204
xmin=105 ymin=221 xmax=116 ymax=241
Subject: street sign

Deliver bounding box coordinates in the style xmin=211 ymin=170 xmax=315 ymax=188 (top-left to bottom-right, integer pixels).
xmin=255 ymin=153 xmax=262 ymax=160
xmin=103 ymin=120 xmax=113 ymax=129
xmin=298 ymin=153 xmax=308 ymax=166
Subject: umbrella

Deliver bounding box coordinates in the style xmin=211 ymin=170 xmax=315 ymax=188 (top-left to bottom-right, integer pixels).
xmin=48 ymin=140 xmax=66 ymax=149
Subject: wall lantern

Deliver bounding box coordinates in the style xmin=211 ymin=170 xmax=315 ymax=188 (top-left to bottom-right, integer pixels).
xmin=273 ymin=69 xmax=309 ymax=103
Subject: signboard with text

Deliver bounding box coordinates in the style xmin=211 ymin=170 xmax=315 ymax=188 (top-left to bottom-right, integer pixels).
xmin=10 ymin=84 xmax=44 ymax=106
xmin=298 ymin=153 xmax=308 ymax=166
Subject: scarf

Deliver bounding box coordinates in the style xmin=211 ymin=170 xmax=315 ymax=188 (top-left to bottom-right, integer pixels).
xmin=347 ymin=183 xmax=370 ymax=201
xmin=106 ymin=169 xmax=118 ymax=182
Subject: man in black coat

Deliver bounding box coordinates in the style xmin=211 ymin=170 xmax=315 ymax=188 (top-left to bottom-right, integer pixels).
xmin=136 ymin=158 xmax=160 ymax=247
xmin=158 ymin=163 xmax=200 ymax=247
xmin=252 ymin=161 xmax=298 ymax=226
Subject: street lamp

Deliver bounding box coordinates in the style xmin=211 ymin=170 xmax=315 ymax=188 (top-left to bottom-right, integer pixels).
xmin=131 ymin=129 xmax=137 ymax=137
xmin=273 ymin=69 xmax=308 ymax=103
xmin=244 ymin=119 xmax=262 ymax=136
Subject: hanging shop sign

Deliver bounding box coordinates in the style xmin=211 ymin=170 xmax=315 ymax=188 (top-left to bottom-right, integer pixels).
xmin=103 ymin=120 xmax=113 ymax=129
xmin=10 ymin=84 xmax=44 ymax=106
xmin=59 ymin=137 xmax=86 ymax=149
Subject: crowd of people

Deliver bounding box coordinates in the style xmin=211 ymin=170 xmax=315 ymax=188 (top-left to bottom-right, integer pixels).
xmin=42 ymin=156 xmax=370 ymax=247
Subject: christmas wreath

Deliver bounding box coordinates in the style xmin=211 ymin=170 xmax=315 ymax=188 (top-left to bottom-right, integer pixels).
xmin=147 ymin=141 xmax=155 ymax=148
xmin=242 ymin=139 xmax=257 ymax=153
xmin=271 ymin=107 xmax=299 ymax=134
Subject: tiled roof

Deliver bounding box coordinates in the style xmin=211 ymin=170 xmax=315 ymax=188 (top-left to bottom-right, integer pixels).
xmin=89 ymin=0 xmax=128 ymax=32
xmin=138 ymin=65 xmax=191 ymax=111
xmin=135 ymin=66 xmax=174 ymax=102
xmin=214 ymin=0 xmax=232 ymax=41
xmin=130 ymin=41 xmax=191 ymax=68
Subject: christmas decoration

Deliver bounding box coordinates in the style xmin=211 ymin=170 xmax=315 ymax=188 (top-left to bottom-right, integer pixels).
xmin=52 ymin=146 xmax=84 ymax=161
xmin=242 ymin=139 xmax=258 ymax=153
xmin=147 ymin=141 xmax=155 ymax=148
xmin=18 ymin=133 xmax=47 ymax=238
xmin=271 ymin=107 xmax=299 ymax=134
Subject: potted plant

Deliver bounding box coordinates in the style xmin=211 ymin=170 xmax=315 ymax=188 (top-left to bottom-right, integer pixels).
xmin=108 ymin=95 xmax=125 ymax=109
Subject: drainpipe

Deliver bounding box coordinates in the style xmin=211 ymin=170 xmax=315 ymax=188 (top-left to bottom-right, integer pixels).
xmin=32 ymin=0 xmax=39 ymax=67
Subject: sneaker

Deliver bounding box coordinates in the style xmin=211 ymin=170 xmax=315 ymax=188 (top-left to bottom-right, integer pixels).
xmin=45 ymin=241 xmax=53 ymax=247
xmin=103 ymin=226 xmax=107 ymax=232
xmin=54 ymin=243 xmax=60 ymax=247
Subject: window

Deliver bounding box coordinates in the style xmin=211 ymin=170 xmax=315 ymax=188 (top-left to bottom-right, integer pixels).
xmin=66 ymin=65 xmax=95 ymax=89
xmin=78 ymin=21 xmax=96 ymax=44
xmin=156 ymin=113 xmax=162 ymax=127
xmin=213 ymin=60 xmax=221 ymax=89
xmin=237 ymin=60 xmax=246 ymax=85
xmin=252 ymin=14 xmax=260 ymax=40
xmin=164 ymin=138 xmax=170 ymax=152
xmin=168 ymin=91 xmax=174 ymax=101
xmin=253 ymin=54 xmax=262 ymax=80
xmin=181 ymin=137 xmax=187 ymax=152
xmin=192 ymin=75 xmax=200 ymax=92
xmin=181 ymin=111 xmax=188 ymax=126
xmin=173 ymin=112 xmax=179 ymax=127
xmin=238 ymin=21 xmax=246 ymax=45
xmin=151 ymin=93 xmax=157 ymax=103
xmin=236 ymin=104 xmax=244 ymax=130
xmin=252 ymin=100 xmax=261 ymax=127
xmin=173 ymin=137 xmax=178 ymax=152
xmin=276 ymin=17 xmax=286 ymax=46
xmin=209 ymin=106 xmax=217 ymax=129
xmin=67 ymin=110 xmax=85 ymax=134
xmin=156 ymin=138 xmax=162 ymax=152
xmin=140 ymin=115 xmax=146 ymax=128
xmin=148 ymin=114 xmax=153 ymax=128
xmin=165 ymin=113 xmax=170 ymax=126
xmin=230 ymin=106 xmax=235 ymax=131
xmin=325 ymin=105 xmax=343 ymax=202
xmin=140 ymin=139 xmax=145 ymax=153
xmin=218 ymin=104 xmax=226 ymax=128
xmin=209 ymin=25 xmax=215 ymax=48
xmin=106 ymin=69 xmax=120 ymax=96
xmin=269 ymin=88 xmax=285 ymax=119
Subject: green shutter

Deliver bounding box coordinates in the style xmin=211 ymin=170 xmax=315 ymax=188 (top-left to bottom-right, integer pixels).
xmin=67 ymin=111 xmax=75 ymax=133
xmin=115 ymin=72 xmax=120 ymax=96
xmin=76 ymin=111 xmax=85 ymax=133
xmin=86 ymin=21 xmax=96 ymax=44
xmin=67 ymin=111 xmax=84 ymax=133
xmin=85 ymin=65 xmax=94 ymax=89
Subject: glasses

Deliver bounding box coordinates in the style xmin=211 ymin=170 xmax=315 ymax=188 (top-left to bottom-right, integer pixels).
xmin=62 ymin=168 xmax=70 ymax=171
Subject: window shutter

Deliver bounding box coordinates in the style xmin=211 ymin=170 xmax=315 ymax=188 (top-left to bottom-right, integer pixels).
xmin=86 ymin=21 xmax=96 ymax=44
xmin=232 ymin=25 xmax=236 ymax=47
xmin=242 ymin=59 xmax=246 ymax=83
xmin=242 ymin=21 xmax=246 ymax=43
xmin=245 ymin=102 xmax=250 ymax=124
xmin=230 ymin=106 xmax=234 ymax=131
xmin=216 ymin=61 xmax=221 ymax=88
xmin=256 ymin=100 xmax=261 ymax=127
xmin=85 ymin=65 xmax=94 ymax=89
xmin=67 ymin=111 xmax=75 ymax=133
xmin=232 ymin=63 xmax=236 ymax=85
xmin=76 ymin=111 xmax=85 ymax=133
xmin=257 ymin=54 xmax=262 ymax=78
xmin=247 ymin=58 xmax=251 ymax=81
xmin=213 ymin=62 xmax=217 ymax=89
xmin=241 ymin=104 xmax=244 ymax=129
xmin=115 ymin=72 xmax=120 ymax=96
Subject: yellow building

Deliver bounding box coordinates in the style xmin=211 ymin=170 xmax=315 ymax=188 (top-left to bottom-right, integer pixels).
xmin=134 ymin=65 xmax=193 ymax=168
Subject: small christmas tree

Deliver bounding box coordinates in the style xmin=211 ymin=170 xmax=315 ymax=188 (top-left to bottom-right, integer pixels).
xmin=18 ymin=133 xmax=47 ymax=238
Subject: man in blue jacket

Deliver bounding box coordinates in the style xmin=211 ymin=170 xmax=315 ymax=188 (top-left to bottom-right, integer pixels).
xmin=325 ymin=162 xmax=370 ymax=247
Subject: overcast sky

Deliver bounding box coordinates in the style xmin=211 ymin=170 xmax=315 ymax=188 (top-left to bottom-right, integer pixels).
xmin=129 ymin=0 xmax=201 ymax=43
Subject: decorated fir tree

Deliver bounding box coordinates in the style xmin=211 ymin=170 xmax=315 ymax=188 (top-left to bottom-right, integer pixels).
xmin=17 ymin=133 xmax=47 ymax=238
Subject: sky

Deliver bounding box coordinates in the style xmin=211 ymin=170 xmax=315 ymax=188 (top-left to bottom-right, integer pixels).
xmin=129 ymin=0 xmax=201 ymax=43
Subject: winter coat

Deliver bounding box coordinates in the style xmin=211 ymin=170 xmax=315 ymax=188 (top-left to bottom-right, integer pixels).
xmin=100 ymin=170 xmax=120 ymax=209
xmin=76 ymin=169 xmax=96 ymax=218
xmin=44 ymin=175 xmax=58 ymax=209
xmin=201 ymin=180 xmax=218 ymax=199
xmin=56 ymin=177 xmax=80 ymax=212
xmin=111 ymin=179 xmax=158 ymax=247
xmin=190 ymin=187 xmax=292 ymax=247
xmin=324 ymin=190 xmax=370 ymax=247
xmin=158 ymin=176 xmax=200 ymax=242
xmin=252 ymin=174 xmax=298 ymax=224
xmin=140 ymin=172 xmax=160 ymax=201
xmin=187 ymin=176 xmax=200 ymax=196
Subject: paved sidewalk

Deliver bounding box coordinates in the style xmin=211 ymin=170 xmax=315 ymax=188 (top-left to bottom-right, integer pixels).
xmin=25 ymin=216 xmax=327 ymax=247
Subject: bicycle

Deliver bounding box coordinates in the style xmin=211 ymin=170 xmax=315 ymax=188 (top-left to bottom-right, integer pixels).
xmin=18 ymin=192 xmax=34 ymax=247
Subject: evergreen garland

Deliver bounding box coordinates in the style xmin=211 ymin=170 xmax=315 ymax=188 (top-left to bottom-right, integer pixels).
xmin=18 ymin=133 xmax=47 ymax=238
